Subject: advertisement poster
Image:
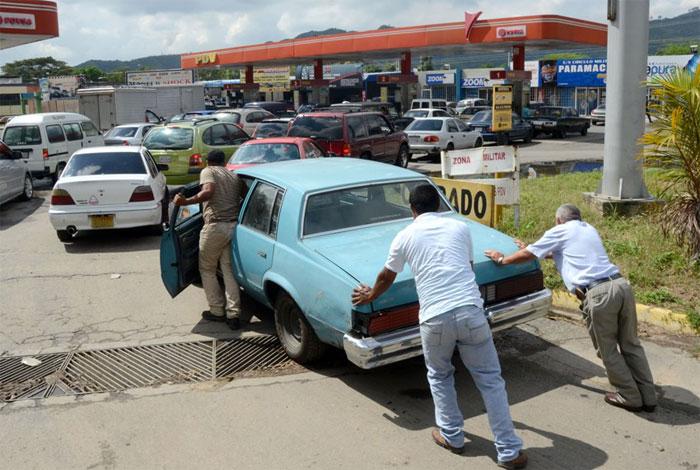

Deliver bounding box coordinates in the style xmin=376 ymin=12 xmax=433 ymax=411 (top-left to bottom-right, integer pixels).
xmin=126 ymin=69 xmax=194 ymax=87
xmin=539 ymin=60 xmax=557 ymax=87
xmin=556 ymin=59 xmax=607 ymax=87
xmin=492 ymin=85 xmax=513 ymax=132
xmin=48 ymin=75 xmax=83 ymax=98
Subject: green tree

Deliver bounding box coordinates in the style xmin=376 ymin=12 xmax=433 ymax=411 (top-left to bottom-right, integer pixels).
xmin=1 ymin=56 xmax=74 ymax=82
xmin=641 ymin=67 xmax=700 ymax=258
xmin=656 ymin=42 xmax=699 ymax=55
xmin=418 ymin=56 xmax=434 ymax=71
xmin=539 ymin=52 xmax=590 ymax=60
xmin=196 ymin=67 xmax=237 ymax=81
xmin=75 ymin=65 xmax=103 ymax=82
xmin=103 ymin=69 xmax=127 ymax=85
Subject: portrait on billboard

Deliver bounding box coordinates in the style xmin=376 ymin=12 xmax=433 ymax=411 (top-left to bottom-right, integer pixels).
xmin=539 ymin=60 xmax=557 ymax=86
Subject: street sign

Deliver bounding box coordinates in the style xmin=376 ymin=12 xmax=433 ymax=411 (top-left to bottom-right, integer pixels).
xmin=492 ymin=85 xmax=512 ymax=132
xmin=466 ymin=176 xmax=520 ymax=205
xmin=432 ymin=177 xmax=495 ymax=226
xmin=440 ymin=146 xmax=516 ymax=177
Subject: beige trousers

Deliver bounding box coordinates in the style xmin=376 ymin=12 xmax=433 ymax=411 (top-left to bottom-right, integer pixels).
xmin=581 ymin=277 xmax=657 ymax=407
xmin=198 ymin=222 xmax=240 ymax=319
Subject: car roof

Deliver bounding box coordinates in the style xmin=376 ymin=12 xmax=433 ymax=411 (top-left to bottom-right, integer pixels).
xmin=113 ymin=122 xmax=154 ymax=128
xmin=7 ymin=112 xmax=91 ymax=125
xmin=236 ymin=158 xmax=424 ymax=193
xmin=242 ymin=137 xmax=309 ymax=145
xmin=72 ymin=146 xmax=144 ymax=155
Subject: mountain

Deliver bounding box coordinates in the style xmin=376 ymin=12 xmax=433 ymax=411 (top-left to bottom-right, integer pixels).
xmin=294 ymin=28 xmax=351 ymax=39
xmin=648 ymin=8 xmax=700 ymax=53
xmin=75 ymin=54 xmax=181 ymax=72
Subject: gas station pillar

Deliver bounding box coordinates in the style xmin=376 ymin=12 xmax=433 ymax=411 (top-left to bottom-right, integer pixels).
xmin=311 ymin=59 xmax=329 ymax=105
xmin=398 ymin=51 xmax=414 ymax=113
xmin=243 ymin=65 xmax=258 ymax=103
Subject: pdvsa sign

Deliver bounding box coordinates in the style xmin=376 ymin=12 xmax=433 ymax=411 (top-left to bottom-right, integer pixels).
xmin=0 ymin=13 xmax=35 ymax=30
xmin=496 ymin=25 xmax=526 ymax=39
xmin=194 ymin=53 xmax=218 ymax=65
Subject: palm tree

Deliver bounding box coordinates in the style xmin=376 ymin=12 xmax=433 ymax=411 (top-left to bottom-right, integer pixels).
xmin=642 ymin=66 xmax=700 ymax=259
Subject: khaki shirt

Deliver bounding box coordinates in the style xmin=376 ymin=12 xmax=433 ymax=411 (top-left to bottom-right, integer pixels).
xmin=199 ymin=166 xmax=243 ymax=224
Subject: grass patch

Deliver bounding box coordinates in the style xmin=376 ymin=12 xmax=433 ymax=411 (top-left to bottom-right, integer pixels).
xmin=497 ymin=170 xmax=700 ymax=332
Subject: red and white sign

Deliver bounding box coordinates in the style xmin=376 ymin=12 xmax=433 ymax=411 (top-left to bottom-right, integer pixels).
xmin=466 ymin=177 xmax=520 ymax=205
xmin=496 ymin=25 xmax=527 ymax=39
xmin=0 ymin=12 xmax=35 ymax=30
xmin=441 ymin=146 xmax=516 ymax=177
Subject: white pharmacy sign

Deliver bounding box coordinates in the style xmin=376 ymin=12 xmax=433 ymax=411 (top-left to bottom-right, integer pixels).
xmin=440 ymin=146 xmax=516 ymax=177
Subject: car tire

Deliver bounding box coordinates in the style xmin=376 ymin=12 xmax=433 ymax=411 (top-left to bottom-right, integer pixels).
xmin=274 ymin=293 xmax=326 ymax=364
xmin=17 ymin=174 xmax=33 ymax=201
xmin=524 ymin=132 xmax=532 ymax=144
xmin=360 ymin=152 xmax=372 ymax=160
xmin=446 ymin=143 xmax=455 ymax=151
xmin=394 ymin=144 xmax=410 ymax=168
xmin=474 ymin=138 xmax=483 ymax=148
xmin=56 ymin=230 xmax=72 ymax=243
xmin=52 ymin=162 xmax=66 ymax=183
xmin=580 ymin=127 xmax=588 ymax=136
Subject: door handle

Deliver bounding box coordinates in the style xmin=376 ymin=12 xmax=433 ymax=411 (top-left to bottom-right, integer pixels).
xmin=257 ymin=250 xmax=267 ymax=259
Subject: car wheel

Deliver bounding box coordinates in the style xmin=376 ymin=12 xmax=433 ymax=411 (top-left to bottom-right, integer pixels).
xmin=524 ymin=132 xmax=532 ymax=144
xmin=274 ymin=293 xmax=326 ymax=364
xmin=52 ymin=162 xmax=66 ymax=183
xmin=17 ymin=174 xmax=33 ymax=201
xmin=446 ymin=143 xmax=455 ymax=151
xmin=580 ymin=127 xmax=588 ymax=136
xmin=360 ymin=152 xmax=372 ymax=160
xmin=56 ymin=230 xmax=72 ymax=243
xmin=394 ymin=144 xmax=410 ymax=168
xmin=474 ymin=138 xmax=483 ymax=148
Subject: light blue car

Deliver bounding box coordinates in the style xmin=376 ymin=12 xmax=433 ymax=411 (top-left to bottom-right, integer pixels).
xmin=160 ymin=158 xmax=551 ymax=368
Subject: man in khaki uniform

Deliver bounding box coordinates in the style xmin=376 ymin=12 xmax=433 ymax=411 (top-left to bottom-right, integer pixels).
xmin=484 ymin=204 xmax=657 ymax=413
xmin=173 ymin=149 xmax=244 ymax=330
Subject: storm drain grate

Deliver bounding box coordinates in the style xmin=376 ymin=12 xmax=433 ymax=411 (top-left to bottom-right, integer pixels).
xmin=0 ymin=335 xmax=300 ymax=402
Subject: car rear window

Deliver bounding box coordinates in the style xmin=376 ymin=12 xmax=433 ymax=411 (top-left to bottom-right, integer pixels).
xmin=109 ymin=127 xmax=139 ymax=138
xmin=471 ymin=111 xmax=492 ymax=122
xmin=143 ymin=127 xmax=193 ymax=150
xmin=231 ymin=143 xmax=300 ymax=164
xmin=536 ymin=108 xmax=562 ymax=117
xmin=212 ymin=112 xmax=241 ymax=124
xmin=303 ymin=180 xmax=450 ymax=236
xmin=288 ymin=116 xmax=343 ymax=140
xmin=404 ymin=110 xmax=428 ymax=118
xmin=3 ymin=125 xmax=42 ymax=145
xmin=254 ymin=122 xmax=287 ymax=138
xmin=407 ymin=119 xmax=444 ymax=131
xmin=63 ymin=152 xmax=146 ymax=176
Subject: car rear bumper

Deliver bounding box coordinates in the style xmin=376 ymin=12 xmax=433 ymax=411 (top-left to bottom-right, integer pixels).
xmin=49 ymin=203 xmax=162 ymax=231
xmin=342 ymin=288 xmax=552 ymax=369
xmin=408 ymin=143 xmax=441 ymax=154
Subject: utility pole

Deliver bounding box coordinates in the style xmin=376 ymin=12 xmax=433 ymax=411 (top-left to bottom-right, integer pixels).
xmin=585 ymin=0 xmax=655 ymax=215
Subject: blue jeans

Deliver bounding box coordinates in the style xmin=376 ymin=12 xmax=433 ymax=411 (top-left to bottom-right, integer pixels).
xmin=420 ymin=305 xmax=522 ymax=462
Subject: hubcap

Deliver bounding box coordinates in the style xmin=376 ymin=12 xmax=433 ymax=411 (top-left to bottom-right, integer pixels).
xmin=24 ymin=177 xmax=32 ymax=198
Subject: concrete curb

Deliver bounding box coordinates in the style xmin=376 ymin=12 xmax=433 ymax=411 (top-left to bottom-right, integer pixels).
xmin=551 ymin=290 xmax=697 ymax=336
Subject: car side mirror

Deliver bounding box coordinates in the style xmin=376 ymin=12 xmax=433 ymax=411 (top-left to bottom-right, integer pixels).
xmin=157 ymin=163 xmax=169 ymax=172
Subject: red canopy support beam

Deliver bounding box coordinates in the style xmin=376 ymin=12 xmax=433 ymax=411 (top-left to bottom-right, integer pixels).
xmin=512 ymin=44 xmax=525 ymax=70
xmin=245 ymin=65 xmax=254 ymax=84
xmin=400 ymin=51 xmax=412 ymax=75
xmin=314 ymin=59 xmax=324 ymax=80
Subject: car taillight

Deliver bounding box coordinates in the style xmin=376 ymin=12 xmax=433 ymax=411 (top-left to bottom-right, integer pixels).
xmin=42 ymin=148 xmax=49 ymax=159
xmin=342 ymin=143 xmax=351 ymax=156
xmin=423 ymin=135 xmax=439 ymax=143
xmin=129 ymin=185 xmax=155 ymax=202
xmin=361 ymin=303 xmax=419 ymax=336
xmin=189 ymin=153 xmax=203 ymax=167
xmin=479 ymin=270 xmax=544 ymax=306
xmin=51 ymin=188 xmax=75 ymax=205
xmin=122 ymin=140 xmax=129 ymax=146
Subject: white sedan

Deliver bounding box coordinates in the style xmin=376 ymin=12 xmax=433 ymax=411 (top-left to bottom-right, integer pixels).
xmin=405 ymin=117 xmax=482 ymax=159
xmin=49 ymin=146 xmax=169 ymax=242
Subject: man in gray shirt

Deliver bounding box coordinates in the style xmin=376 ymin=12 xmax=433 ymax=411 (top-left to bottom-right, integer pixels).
xmin=485 ymin=204 xmax=657 ymax=413
xmin=174 ymin=149 xmax=244 ymax=330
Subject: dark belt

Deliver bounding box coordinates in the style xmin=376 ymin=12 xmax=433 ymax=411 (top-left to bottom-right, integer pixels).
xmin=574 ymin=273 xmax=623 ymax=301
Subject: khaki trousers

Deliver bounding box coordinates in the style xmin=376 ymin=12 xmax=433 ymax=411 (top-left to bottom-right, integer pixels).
xmin=581 ymin=277 xmax=657 ymax=407
xmin=198 ymin=221 xmax=240 ymax=318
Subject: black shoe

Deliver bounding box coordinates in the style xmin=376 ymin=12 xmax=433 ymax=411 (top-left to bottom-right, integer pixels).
xmin=202 ymin=311 xmax=226 ymax=322
xmin=642 ymin=404 xmax=657 ymax=412
xmin=604 ymin=392 xmax=643 ymax=412
xmin=226 ymin=317 xmax=241 ymax=330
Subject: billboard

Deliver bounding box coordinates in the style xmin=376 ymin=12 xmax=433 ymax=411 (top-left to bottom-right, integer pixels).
xmin=126 ymin=69 xmax=194 ymax=87
xmin=538 ymin=60 xmax=557 ymax=87
xmin=556 ymin=59 xmax=607 ymax=87
xmin=47 ymin=75 xmax=84 ymax=98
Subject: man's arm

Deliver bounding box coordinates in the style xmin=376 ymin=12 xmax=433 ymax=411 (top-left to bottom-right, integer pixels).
xmin=351 ymin=268 xmax=398 ymax=305
xmin=173 ymin=182 xmax=215 ymax=206
xmin=484 ymin=247 xmax=536 ymax=266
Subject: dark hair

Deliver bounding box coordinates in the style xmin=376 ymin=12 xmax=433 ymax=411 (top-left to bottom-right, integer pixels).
xmin=207 ymin=149 xmax=225 ymax=165
xmin=409 ymin=184 xmax=440 ymax=214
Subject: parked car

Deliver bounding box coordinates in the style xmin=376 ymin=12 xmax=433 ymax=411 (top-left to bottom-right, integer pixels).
xmin=252 ymin=118 xmax=293 ymax=139
xmin=167 ymin=110 xmax=218 ymax=123
xmin=329 ymin=102 xmax=399 ymax=120
xmin=0 ymin=139 xmax=33 ymax=206
xmin=143 ymin=120 xmax=250 ymax=185
xmin=244 ymin=101 xmax=296 ymax=117
xmin=405 ymin=117 xmax=482 ymax=159
xmin=287 ymin=111 xmax=410 ymax=167
xmin=104 ymin=123 xmax=158 ymax=146
xmin=455 ymin=98 xmax=488 ymax=114
xmin=160 ymin=158 xmax=552 ymax=367
xmin=531 ymin=106 xmax=590 ymax=138
xmin=456 ymin=105 xmax=491 ymax=121
xmin=392 ymin=117 xmax=415 ymax=132
xmin=590 ymin=105 xmax=606 ymax=125
xmin=410 ymin=99 xmax=448 ymax=111
xmin=296 ymin=104 xmax=318 ymax=114
xmin=49 ymin=146 xmax=168 ymax=242
xmin=467 ymin=111 xmax=533 ymax=144
xmin=209 ymin=108 xmax=276 ymax=135
xmin=402 ymin=109 xmax=452 ymax=119
xmin=2 ymin=112 xmax=103 ymax=182
xmin=226 ymin=137 xmax=325 ymax=171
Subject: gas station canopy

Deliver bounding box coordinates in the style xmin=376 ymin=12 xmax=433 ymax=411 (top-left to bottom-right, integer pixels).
xmin=181 ymin=14 xmax=607 ymax=69
xmin=0 ymin=0 xmax=59 ymax=50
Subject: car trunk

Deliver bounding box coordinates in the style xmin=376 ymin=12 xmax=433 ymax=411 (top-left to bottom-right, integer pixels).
xmin=57 ymin=174 xmax=150 ymax=206
xmin=147 ymin=148 xmax=191 ymax=177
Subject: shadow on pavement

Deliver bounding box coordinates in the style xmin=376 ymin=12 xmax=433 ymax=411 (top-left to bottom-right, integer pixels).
xmin=0 ymin=196 xmax=45 ymax=231
xmin=62 ymin=227 xmax=162 ymax=254
xmin=190 ymin=292 xmax=277 ymax=339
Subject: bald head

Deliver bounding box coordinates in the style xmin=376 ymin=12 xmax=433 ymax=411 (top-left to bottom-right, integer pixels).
xmin=555 ymin=204 xmax=581 ymax=224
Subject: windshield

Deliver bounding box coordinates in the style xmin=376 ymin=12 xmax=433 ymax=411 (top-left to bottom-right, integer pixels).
xmin=143 ymin=127 xmax=193 ymax=150
xmin=536 ymin=107 xmax=562 ymax=117
xmin=63 ymin=152 xmax=146 ymax=176
xmin=404 ymin=110 xmax=428 ymax=118
xmin=212 ymin=112 xmax=240 ymax=124
xmin=471 ymin=111 xmax=492 ymax=122
xmin=406 ymin=119 xmax=444 ymax=131
xmin=108 ymin=127 xmax=138 ymax=138
xmin=230 ymin=143 xmax=300 ymax=164
xmin=3 ymin=125 xmax=42 ymax=146
xmin=304 ymin=180 xmax=451 ymax=236
xmin=288 ymin=116 xmax=343 ymax=140
xmin=255 ymin=122 xmax=287 ymax=138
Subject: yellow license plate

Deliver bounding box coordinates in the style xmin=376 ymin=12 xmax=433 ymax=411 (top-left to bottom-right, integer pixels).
xmin=90 ymin=214 xmax=114 ymax=228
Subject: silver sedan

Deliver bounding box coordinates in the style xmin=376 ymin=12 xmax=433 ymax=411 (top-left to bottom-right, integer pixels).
xmin=405 ymin=117 xmax=483 ymax=158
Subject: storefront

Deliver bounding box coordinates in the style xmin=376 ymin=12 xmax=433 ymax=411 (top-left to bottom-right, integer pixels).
xmin=417 ymin=70 xmax=457 ymax=102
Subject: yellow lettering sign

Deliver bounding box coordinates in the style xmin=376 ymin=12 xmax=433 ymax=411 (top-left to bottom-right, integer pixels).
xmin=194 ymin=53 xmax=217 ymax=65
xmin=431 ymin=177 xmax=496 ymax=227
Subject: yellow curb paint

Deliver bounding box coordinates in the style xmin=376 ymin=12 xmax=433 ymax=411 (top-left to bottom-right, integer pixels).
xmin=550 ymin=290 xmax=696 ymax=336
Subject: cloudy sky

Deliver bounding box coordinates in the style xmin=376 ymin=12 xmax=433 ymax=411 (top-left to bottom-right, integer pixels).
xmin=2 ymin=0 xmax=697 ymax=65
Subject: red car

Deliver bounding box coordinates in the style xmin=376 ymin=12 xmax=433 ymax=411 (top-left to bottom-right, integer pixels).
xmin=287 ymin=111 xmax=411 ymax=167
xmin=226 ymin=137 xmax=326 ymax=171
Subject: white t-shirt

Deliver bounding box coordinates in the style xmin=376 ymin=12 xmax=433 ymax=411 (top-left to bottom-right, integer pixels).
xmin=384 ymin=212 xmax=483 ymax=323
xmin=526 ymin=220 xmax=619 ymax=292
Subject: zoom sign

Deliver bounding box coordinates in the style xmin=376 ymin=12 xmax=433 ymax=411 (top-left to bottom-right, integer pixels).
xmin=432 ymin=177 xmax=495 ymax=227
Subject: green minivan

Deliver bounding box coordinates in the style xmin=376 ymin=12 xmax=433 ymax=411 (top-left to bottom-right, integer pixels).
xmin=143 ymin=120 xmax=250 ymax=185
